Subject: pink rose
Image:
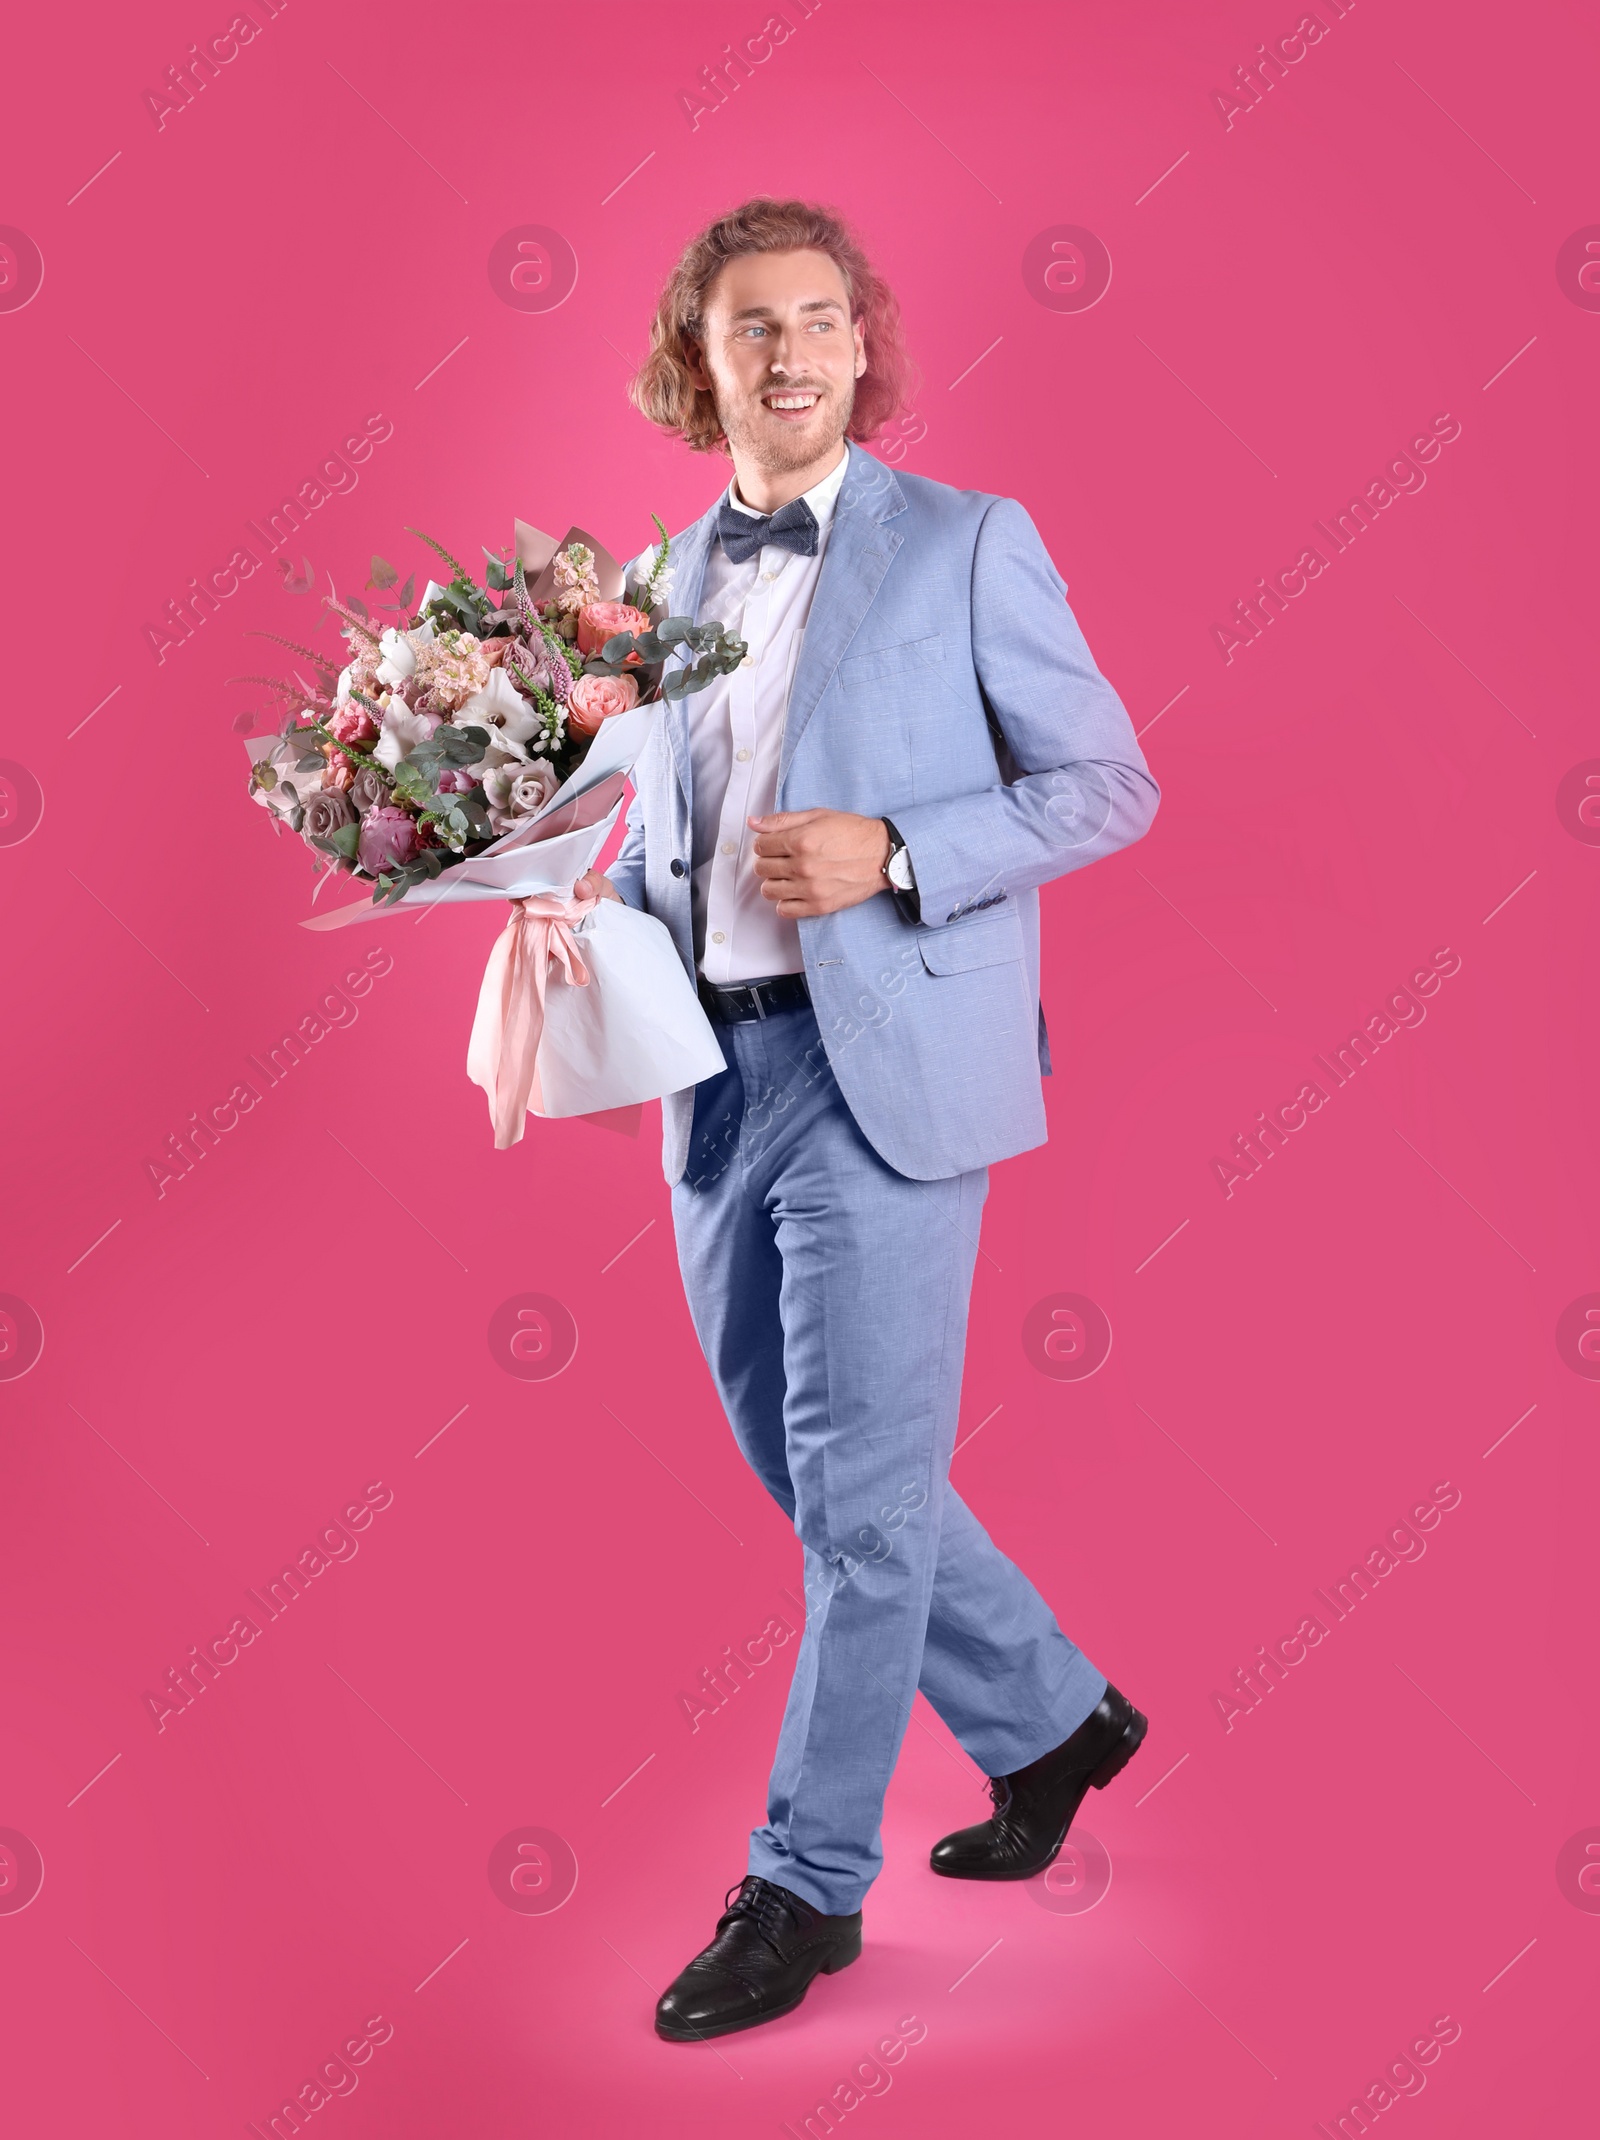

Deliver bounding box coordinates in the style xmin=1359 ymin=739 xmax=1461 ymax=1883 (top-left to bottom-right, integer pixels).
xmin=358 ymin=805 xmax=419 ymax=875
xmin=577 ymin=601 xmax=651 ymax=657
xmin=329 ymin=702 xmax=379 ymax=745
xmin=566 ymin=670 xmax=640 ymax=737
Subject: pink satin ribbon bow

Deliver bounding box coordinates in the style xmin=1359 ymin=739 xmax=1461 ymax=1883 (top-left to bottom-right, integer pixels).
xmin=469 ymin=891 xmax=595 ymax=1148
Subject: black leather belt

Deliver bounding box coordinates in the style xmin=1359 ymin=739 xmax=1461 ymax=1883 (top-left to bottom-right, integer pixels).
xmin=697 ymin=971 xmax=812 ymax=1024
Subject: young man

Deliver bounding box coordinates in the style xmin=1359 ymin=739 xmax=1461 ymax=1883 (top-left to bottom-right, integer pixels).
xmin=578 ymin=198 xmax=1159 ymax=2042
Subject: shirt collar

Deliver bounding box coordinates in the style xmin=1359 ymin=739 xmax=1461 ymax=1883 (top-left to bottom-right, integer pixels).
xmin=725 ymin=446 xmax=850 ymax=536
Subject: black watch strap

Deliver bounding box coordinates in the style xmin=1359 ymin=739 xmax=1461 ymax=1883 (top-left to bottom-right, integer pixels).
xmin=881 ymin=816 xmax=921 ymax=924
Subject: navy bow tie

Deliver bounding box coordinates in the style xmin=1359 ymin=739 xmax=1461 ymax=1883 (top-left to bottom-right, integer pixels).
xmin=716 ymin=493 xmax=819 ymax=566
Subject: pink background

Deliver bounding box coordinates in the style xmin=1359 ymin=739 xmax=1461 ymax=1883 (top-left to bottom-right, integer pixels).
xmin=2 ymin=1 xmax=1596 ymax=2133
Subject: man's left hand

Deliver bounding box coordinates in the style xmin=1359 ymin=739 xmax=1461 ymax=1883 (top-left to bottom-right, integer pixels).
xmin=748 ymin=809 xmax=892 ymax=918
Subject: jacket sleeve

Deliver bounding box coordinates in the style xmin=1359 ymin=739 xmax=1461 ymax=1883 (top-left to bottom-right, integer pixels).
xmin=886 ymin=497 xmax=1159 ymax=925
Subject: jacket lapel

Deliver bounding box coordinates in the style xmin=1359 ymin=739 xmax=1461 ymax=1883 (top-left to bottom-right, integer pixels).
xmin=658 ymin=508 xmax=716 ymax=820
xmin=779 ymin=445 xmax=907 ymax=789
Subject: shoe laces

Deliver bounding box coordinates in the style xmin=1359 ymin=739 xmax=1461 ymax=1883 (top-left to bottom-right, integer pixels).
xmin=986 ymin=1774 xmax=1015 ymax=1819
xmin=721 ymin=1875 xmax=804 ymax=1948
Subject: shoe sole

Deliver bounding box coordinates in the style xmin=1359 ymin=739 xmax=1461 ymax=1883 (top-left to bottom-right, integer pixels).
xmin=654 ymin=1936 xmax=862 ymax=2042
xmin=929 ymin=1704 xmax=1150 ymax=1882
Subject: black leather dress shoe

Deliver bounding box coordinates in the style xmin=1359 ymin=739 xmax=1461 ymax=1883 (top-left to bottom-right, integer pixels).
xmin=930 ymin=1684 xmax=1149 ymax=1881
xmin=655 ymin=1876 xmax=862 ymax=2042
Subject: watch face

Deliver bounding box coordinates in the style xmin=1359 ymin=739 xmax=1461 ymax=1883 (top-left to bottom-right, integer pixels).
xmin=888 ymin=847 xmax=913 ymax=890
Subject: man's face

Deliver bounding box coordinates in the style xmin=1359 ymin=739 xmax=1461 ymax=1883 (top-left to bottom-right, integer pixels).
xmin=689 ymin=247 xmax=867 ymax=474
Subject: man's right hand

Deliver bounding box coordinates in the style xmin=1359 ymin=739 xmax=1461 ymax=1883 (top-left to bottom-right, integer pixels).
xmin=574 ymin=870 xmax=622 ymax=903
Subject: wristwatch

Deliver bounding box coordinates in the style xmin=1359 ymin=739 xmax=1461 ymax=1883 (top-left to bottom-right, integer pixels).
xmin=881 ymin=817 xmax=921 ymax=921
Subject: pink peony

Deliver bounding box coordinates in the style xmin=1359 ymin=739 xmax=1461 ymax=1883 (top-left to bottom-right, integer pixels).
xmin=577 ymin=601 xmax=651 ymax=657
xmin=566 ymin=670 xmax=640 ymax=737
xmin=358 ymin=806 xmax=419 ymax=875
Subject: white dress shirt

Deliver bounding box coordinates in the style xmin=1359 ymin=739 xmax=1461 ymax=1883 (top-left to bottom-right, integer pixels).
xmin=678 ymin=449 xmax=850 ymax=984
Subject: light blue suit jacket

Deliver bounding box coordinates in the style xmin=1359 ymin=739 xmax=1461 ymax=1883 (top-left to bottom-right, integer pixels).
xmin=608 ymin=443 xmax=1159 ymax=1184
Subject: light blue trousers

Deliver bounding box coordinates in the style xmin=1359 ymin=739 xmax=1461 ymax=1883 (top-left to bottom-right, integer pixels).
xmin=671 ymin=1003 xmax=1107 ymax=1916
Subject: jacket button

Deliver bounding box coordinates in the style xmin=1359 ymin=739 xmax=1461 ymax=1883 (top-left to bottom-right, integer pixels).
xmin=670 ymin=858 xmax=686 ymax=878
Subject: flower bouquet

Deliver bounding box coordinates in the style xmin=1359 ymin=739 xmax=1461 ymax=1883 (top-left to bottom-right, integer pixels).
xmin=242 ymin=519 xmax=743 ymax=1142
xmin=244 ymin=518 xmax=741 ymax=903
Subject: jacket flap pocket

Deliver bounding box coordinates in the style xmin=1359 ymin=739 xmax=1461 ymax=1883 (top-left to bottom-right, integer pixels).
xmin=840 ymin=632 xmax=943 ymax=690
xmin=917 ymin=912 xmax=1022 ymax=974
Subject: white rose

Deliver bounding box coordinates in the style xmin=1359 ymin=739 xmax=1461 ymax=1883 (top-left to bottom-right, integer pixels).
xmin=376 ymin=626 xmax=419 ymax=689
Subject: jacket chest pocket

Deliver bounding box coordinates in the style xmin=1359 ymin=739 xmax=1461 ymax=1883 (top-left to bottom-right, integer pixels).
xmin=839 ymin=632 xmax=943 ymax=691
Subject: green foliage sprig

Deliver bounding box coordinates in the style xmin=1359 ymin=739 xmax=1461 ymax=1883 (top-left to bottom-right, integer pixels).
xmin=586 ymin=616 xmax=748 ymax=700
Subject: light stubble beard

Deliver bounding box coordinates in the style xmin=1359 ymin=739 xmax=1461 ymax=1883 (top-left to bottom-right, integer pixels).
xmin=716 ymin=374 xmax=856 ymax=477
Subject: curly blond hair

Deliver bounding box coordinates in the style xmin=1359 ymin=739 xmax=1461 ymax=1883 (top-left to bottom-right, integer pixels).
xmin=629 ymin=197 xmax=917 ymax=455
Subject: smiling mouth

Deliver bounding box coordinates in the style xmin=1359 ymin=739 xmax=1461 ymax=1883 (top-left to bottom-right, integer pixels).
xmin=762 ymin=390 xmax=821 ymax=415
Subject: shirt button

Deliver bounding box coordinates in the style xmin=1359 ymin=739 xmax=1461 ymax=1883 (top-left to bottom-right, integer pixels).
xmin=740 ymin=655 xmax=755 ymax=667
xmin=761 ymin=569 xmax=779 ymax=582
xmin=735 ymin=748 xmax=751 ymax=762
xmin=720 ymin=841 xmax=736 ymax=856
xmin=711 ymin=931 xmax=726 ymax=944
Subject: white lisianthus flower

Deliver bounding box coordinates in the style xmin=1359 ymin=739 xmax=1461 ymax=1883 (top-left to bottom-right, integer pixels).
xmin=458 ymin=665 xmax=543 ymax=749
xmin=460 ymin=733 xmax=527 ymax=780
xmin=372 ymin=701 xmax=441 ymax=771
